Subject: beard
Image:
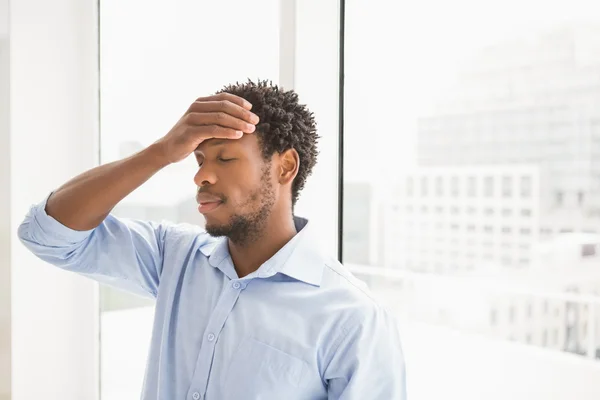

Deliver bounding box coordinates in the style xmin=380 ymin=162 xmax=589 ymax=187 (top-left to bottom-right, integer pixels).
xmin=205 ymin=167 xmax=276 ymax=246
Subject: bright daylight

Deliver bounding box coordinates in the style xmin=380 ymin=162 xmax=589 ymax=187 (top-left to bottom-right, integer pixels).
xmin=2 ymin=0 xmax=600 ymax=399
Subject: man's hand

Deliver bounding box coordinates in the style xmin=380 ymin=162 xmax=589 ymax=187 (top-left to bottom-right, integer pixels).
xmin=155 ymin=93 xmax=260 ymax=165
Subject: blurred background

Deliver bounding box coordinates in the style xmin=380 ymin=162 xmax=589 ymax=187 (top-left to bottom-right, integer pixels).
xmin=2 ymin=0 xmax=600 ymax=399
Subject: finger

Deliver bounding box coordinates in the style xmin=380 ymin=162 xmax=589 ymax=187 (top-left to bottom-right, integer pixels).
xmin=186 ymin=112 xmax=256 ymax=133
xmin=188 ymin=100 xmax=259 ymax=125
xmin=196 ymin=93 xmax=252 ymax=110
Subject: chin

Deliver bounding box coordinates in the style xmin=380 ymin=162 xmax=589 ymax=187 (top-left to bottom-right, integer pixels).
xmin=204 ymin=221 xmax=230 ymax=238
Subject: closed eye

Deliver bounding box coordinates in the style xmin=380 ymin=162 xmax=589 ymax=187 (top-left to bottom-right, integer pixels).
xmin=218 ymin=157 xmax=236 ymax=163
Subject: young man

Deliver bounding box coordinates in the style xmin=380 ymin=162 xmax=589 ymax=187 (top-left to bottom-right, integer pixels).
xmin=18 ymin=80 xmax=406 ymax=399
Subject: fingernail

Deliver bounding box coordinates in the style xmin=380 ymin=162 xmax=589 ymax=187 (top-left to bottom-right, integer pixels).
xmin=235 ymin=130 xmax=243 ymax=137
xmin=250 ymin=114 xmax=260 ymax=124
xmin=243 ymin=101 xmax=252 ymax=110
xmin=246 ymin=124 xmax=255 ymax=132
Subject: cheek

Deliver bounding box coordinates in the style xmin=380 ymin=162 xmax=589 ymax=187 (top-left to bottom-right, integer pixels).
xmin=222 ymin=178 xmax=259 ymax=204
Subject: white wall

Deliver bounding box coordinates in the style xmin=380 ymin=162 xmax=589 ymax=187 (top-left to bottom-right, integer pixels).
xmin=8 ymin=0 xmax=99 ymax=399
xmin=0 ymin=0 xmax=7 ymax=38
xmin=0 ymin=34 xmax=11 ymax=400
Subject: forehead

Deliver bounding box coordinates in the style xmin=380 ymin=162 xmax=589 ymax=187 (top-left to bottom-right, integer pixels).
xmin=195 ymin=133 xmax=260 ymax=155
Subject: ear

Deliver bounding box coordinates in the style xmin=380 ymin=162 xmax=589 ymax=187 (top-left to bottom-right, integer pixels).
xmin=277 ymin=148 xmax=299 ymax=186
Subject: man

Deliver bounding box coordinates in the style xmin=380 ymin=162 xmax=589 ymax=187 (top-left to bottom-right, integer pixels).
xmin=18 ymin=80 xmax=406 ymax=399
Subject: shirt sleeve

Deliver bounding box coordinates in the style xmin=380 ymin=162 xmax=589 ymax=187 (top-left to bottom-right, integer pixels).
xmin=324 ymin=307 xmax=407 ymax=400
xmin=17 ymin=193 xmax=170 ymax=298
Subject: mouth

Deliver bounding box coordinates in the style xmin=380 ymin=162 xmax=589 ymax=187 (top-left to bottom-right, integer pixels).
xmin=197 ymin=201 xmax=223 ymax=214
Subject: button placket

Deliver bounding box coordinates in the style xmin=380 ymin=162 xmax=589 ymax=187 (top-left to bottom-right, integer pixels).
xmin=187 ymin=279 xmax=246 ymax=397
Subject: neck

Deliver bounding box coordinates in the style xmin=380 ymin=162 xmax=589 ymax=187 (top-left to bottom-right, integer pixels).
xmin=228 ymin=207 xmax=298 ymax=278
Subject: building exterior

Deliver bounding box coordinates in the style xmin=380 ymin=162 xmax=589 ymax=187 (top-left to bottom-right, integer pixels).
xmin=383 ymin=165 xmax=540 ymax=272
xmin=416 ymin=25 xmax=600 ymax=235
xmin=369 ymin=26 xmax=600 ymax=359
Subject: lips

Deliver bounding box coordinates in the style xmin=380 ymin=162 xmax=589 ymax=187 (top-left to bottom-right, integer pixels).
xmin=196 ymin=192 xmax=224 ymax=214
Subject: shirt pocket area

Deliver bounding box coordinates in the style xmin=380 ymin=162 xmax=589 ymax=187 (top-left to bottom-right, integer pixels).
xmin=222 ymin=337 xmax=306 ymax=399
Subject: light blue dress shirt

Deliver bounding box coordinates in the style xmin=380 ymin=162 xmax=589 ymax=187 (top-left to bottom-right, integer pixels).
xmin=18 ymin=194 xmax=406 ymax=400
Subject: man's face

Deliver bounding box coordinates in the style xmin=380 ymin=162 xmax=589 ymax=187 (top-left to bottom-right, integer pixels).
xmin=193 ymin=134 xmax=277 ymax=245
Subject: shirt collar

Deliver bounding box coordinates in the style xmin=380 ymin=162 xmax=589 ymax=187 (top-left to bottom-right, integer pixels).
xmin=198 ymin=216 xmax=324 ymax=287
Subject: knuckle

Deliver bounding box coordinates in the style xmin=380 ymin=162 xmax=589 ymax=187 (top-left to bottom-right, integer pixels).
xmin=184 ymin=112 xmax=197 ymax=124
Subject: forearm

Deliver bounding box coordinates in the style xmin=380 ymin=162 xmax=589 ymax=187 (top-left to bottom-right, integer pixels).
xmin=46 ymin=143 xmax=170 ymax=231
xmin=45 ymin=93 xmax=257 ymax=231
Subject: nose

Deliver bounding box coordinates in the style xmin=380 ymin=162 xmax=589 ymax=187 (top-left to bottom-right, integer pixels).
xmin=193 ymin=163 xmax=217 ymax=187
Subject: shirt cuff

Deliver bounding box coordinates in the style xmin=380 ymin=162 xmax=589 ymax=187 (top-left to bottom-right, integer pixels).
xmin=32 ymin=191 xmax=95 ymax=242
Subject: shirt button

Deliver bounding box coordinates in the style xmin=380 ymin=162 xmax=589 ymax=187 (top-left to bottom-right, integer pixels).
xmin=192 ymin=392 xmax=200 ymax=400
xmin=207 ymin=333 xmax=215 ymax=342
xmin=232 ymin=282 xmax=241 ymax=289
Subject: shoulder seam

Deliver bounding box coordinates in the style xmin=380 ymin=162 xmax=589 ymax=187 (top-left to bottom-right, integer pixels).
xmin=323 ymin=262 xmax=378 ymax=304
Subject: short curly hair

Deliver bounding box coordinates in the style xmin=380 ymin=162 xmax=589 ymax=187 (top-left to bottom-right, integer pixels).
xmin=217 ymin=80 xmax=319 ymax=207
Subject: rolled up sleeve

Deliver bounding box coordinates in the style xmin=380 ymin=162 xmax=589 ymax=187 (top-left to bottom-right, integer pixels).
xmin=17 ymin=193 xmax=169 ymax=298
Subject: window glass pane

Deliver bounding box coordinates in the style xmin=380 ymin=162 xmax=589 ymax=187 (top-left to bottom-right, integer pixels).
xmin=100 ymin=1 xmax=280 ymax=398
xmin=344 ymin=0 xmax=600 ymax=398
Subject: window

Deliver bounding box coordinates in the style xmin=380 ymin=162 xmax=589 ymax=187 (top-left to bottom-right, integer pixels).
xmin=468 ymin=176 xmax=477 ymax=197
xmin=490 ymin=309 xmax=498 ymax=326
xmin=421 ymin=176 xmax=429 ymax=197
xmin=451 ymin=176 xmax=460 ymax=197
xmin=502 ymin=176 xmax=513 ymax=198
xmin=406 ymin=177 xmax=414 ymax=196
xmin=343 ymin=2 xmax=600 ymax=399
xmin=100 ymin=0 xmax=293 ymax=397
xmin=582 ymin=244 xmax=597 ymax=257
xmin=435 ymin=176 xmax=444 ymax=196
xmin=555 ymin=190 xmax=564 ymax=206
xmin=484 ymin=176 xmax=494 ymax=197
xmin=520 ymin=176 xmax=532 ymax=198
xmin=578 ymin=191 xmax=584 ymax=206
